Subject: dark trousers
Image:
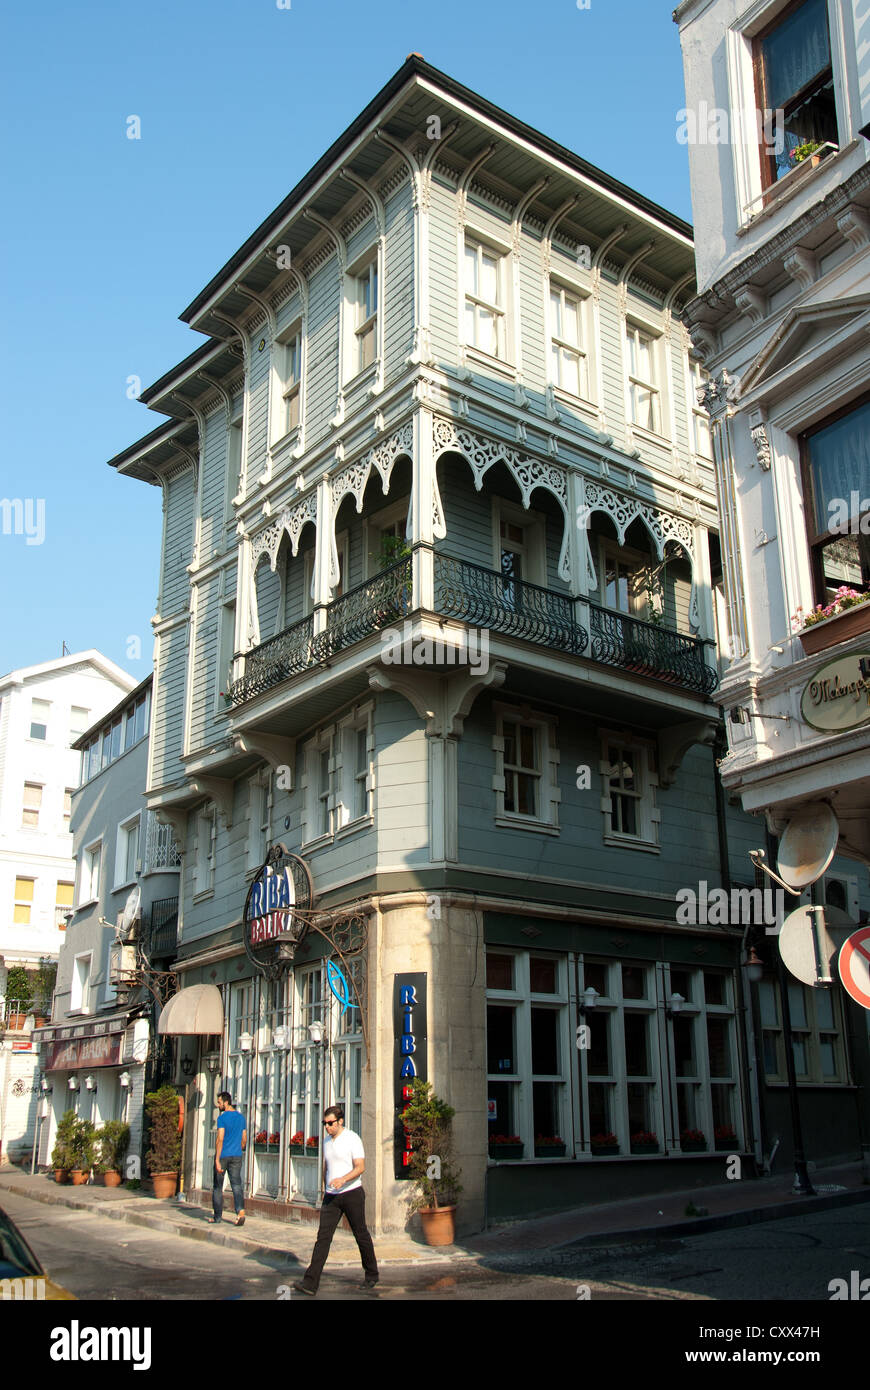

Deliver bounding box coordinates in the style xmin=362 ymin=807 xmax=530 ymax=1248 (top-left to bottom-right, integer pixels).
xmin=304 ymin=1187 xmax=378 ymax=1290
xmin=213 ymin=1155 xmax=244 ymax=1220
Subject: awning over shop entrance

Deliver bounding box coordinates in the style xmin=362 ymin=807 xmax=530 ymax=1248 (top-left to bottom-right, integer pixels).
xmin=158 ymin=984 xmax=223 ymax=1035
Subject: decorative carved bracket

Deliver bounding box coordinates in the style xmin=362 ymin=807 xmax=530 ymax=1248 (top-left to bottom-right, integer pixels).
xmin=233 ymin=733 xmax=296 ymax=785
xmin=367 ymin=661 xmax=507 ymax=738
xmin=153 ymin=808 xmax=188 ymax=852
xmin=658 ymin=719 xmax=719 ymax=788
xmin=188 ymin=776 xmax=234 ymax=829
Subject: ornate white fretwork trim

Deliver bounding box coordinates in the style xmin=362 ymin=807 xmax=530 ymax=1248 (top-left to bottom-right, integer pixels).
xmin=582 ymin=479 xmax=700 ymax=629
xmin=432 ymin=418 xmax=571 ymax=581
xmin=250 ymin=492 xmax=318 ymax=572
xmin=330 ymin=421 xmax=414 ymax=516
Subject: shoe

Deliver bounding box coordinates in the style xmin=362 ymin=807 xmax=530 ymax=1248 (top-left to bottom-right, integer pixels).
xmin=293 ymin=1281 xmax=317 ymax=1297
xmin=235 ymin=1215 xmax=246 ymax=1227
xmin=363 ymin=1277 xmax=379 ymax=1288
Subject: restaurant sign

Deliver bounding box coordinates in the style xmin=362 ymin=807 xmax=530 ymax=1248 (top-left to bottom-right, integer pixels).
xmin=244 ymin=844 xmax=313 ymax=976
xmin=393 ymin=973 xmax=428 ymax=1180
xmin=45 ymin=1033 xmax=123 ymax=1070
xmin=800 ymin=653 xmax=870 ymax=733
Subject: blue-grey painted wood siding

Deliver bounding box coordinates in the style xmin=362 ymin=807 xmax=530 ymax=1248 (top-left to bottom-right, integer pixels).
xmin=255 ymin=555 xmax=281 ymax=638
xmin=200 ymin=409 xmax=227 ymax=560
xmin=596 ymin=282 xmax=628 ymax=449
xmin=246 ymin=331 xmax=271 ymax=475
xmin=162 ymin=469 xmax=195 ymax=614
xmin=436 ymin=456 xmax=491 ymax=564
xmin=152 ymin=624 xmax=188 ymax=788
xmin=374 ymin=690 xmax=429 ymax=862
xmin=305 ymin=253 xmax=341 ymax=444
xmin=428 ymin=176 xmax=460 ymax=368
xmin=384 ymin=180 xmax=414 ymax=381
xmin=189 ymin=575 xmax=221 ymax=749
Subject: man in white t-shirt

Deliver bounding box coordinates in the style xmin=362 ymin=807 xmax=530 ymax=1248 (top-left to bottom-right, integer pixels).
xmin=294 ymin=1104 xmax=379 ymax=1296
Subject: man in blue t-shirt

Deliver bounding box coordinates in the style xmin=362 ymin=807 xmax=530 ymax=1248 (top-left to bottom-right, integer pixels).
xmin=212 ymin=1092 xmax=247 ymax=1226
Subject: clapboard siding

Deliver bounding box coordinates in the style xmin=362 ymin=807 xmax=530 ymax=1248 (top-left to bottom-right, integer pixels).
xmin=374 ymin=691 xmax=429 ymax=863
xmin=200 ymin=409 xmax=227 ymax=559
xmin=162 ymin=469 xmax=195 ymax=615
xmin=246 ymin=331 xmax=271 ymax=478
xmin=188 ymin=575 xmax=221 ymax=749
xmin=151 ymin=623 xmax=188 ymax=789
xmin=305 ymin=253 xmax=341 ymax=443
xmin=384 ymin=179 xmax=415 ymax=381
xmin=428 ymin=177 xmax=460 ymax=366
xmin=255 ymin=554 xmax=281 ymax=638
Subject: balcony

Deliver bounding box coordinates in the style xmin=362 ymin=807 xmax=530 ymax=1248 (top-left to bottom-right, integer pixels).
xmin=146 ymin=897 xmax=179 ymax=959
xmin=227 ymin=551 xmax=715 ymax=705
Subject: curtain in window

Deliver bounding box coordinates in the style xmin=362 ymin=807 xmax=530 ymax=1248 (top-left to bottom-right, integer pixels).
xmin=762 ymin=0 xmax=830 ymax=110
xmin=807 ymin=399 xmax=870 ymax=534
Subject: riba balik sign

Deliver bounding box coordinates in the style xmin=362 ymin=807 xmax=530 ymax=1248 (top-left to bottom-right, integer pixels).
xmin=244 ymin=844 xmax=313 ymax=975
xmin=393 ymin=973 xmax=427 ymax=1180
xmin=801 ymin=653 xmax=870 ymax=733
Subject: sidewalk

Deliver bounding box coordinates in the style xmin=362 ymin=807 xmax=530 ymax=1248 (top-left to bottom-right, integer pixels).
xmin=1 ymin=1160 xmax=868 ymax=1268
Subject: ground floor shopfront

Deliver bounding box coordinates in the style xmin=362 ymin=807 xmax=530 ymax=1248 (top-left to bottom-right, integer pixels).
xmin=166 ymin=893 xmax=870 ymax=1235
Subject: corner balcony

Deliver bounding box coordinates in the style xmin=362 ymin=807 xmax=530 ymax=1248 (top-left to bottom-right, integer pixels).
xmin=228 ymin=550 xmax=716 ymax=706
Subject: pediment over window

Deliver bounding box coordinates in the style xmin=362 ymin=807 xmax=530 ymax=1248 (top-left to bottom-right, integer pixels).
xmin=739 ymin=295 xmax=870 ymax=410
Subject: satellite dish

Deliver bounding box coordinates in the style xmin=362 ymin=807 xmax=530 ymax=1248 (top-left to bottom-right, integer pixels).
xmin=118 ymin=885 xmax=141 ymax=940
xmin=779 ymin=904 xmax=853 ymax=987
xmin=777 ymin=803 xmax=839 ymax=891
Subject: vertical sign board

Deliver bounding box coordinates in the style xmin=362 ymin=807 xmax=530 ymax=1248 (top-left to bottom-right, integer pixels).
xmin=393 ymin=973 xmax=427 ymax=1180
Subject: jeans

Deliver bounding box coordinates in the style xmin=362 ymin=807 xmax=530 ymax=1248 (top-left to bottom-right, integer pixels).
xmin=213 ymin=1154 xmax=245 ymax=1220
xmin=303 ymin=1187 xmax=378 ymax=1290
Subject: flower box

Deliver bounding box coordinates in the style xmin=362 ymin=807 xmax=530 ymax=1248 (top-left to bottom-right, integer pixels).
xmin=488 ymin=1136 xmax=524 ymax=1160
xmin=590 ymin=1143 xmax=619 ymax=1156
xmin=534 ymin=1142 xmax=566 ymax=1158
xmin=680 ymin=1140 xmax=708 ymax=1152
xmin=254 ymin=1143 xmax=279 ymax=1153
xmin=630 ymin=1132 xmax=659 ymax=1155
xmin=289 ymin=1143 xmax=305 ymax=1156
xmin=798 ymin=603 xmax=870 ymax=654
xmin=630 ymin=1143 xmax=660 ymax=1155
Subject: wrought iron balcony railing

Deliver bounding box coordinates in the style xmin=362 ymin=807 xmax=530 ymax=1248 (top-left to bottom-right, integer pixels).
xmin=146 ymin=897 xmax=179 ymax=958
xmin=228 ymin=614 xmax=314 ymax=703
xmin=434 ymin=554 xmax=588 ymax=655
xmin=312 ymin=556 xmax=413 ymax=662
xmin=588 ymin=601 xmax=717 ymax=694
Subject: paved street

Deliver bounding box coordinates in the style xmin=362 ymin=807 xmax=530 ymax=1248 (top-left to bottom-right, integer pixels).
xmin=4 ymin=1187 xmax=870 ymax=1303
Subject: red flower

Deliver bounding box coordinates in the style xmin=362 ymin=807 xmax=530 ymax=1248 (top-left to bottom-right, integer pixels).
xmin=290 ymin=1131 xmax=304 ymax=1145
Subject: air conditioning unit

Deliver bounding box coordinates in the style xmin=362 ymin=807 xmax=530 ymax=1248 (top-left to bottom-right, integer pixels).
xmin=109 ymin=943 xmax=139 ymax=987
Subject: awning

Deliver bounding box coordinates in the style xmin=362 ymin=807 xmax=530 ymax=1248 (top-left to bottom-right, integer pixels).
xmin=35 ymin=1010 xmax=132 ymax=1044
xmin=158 ymin=984 xmax=223 ymax=1035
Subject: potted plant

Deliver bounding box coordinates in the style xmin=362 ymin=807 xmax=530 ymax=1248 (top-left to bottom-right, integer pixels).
xmin=400 ymin=1079 xmax=462 ymax=1246
xmin=51 ymin=1109 xmax=77 ymax=1182
xmin=714 ymin=1124 xmax=737 ymax=1152
xmin=68 ymin=1118 xmax=97 ymax=1184
xmin=289 ymin=1130 xmax=305 ymax=1156
xmin=590 ymin=1131 xmax=619 ymax=1155
xmin=488 ymin=1133 xmax=524 ymax=1160
xmin=31 ymin=959 xmax=56 ymax=1024
xmin=791 ymin=588 xmax=870 ymax=654
xmin=534 ymin=1134 xmax=567 ymax=1158
xmin=95 ymin=1120 xmax=130 ymax=1186
xmin=145 ymin=1084 xmax=182 ymax=1197
xmin=630 ymin=1130 xmax=659 ymax=1155
xmin=788 ymin=139 xmax=823 ymax=167
xmin=680 ymin=1128 xmax=707 ymax=1152
xmin=4 ymin=966 xmax=33 ymax=1028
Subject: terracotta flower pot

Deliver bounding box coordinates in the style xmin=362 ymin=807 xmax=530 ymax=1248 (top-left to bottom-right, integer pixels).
xmin=103 ymin=1170 xmax=123 ymax=1187
xmin=69 ymin=1170 xmax=89 ymax=1185
xmin=7 ymin=1014 xmax=27 ymax=1030
xmin=151 ymin=1171 xmax=178 ymax=1199
xmin=54 ymin=1169 xmax=70 ymax=1184
xmin=419 ymin=1205 xmax=456 ymax=1247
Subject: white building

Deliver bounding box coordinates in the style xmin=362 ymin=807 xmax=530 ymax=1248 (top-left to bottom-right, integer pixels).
xmin=0 ymin=652 xmax=136 ymax=986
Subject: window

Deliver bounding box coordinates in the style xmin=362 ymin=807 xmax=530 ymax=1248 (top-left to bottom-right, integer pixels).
xmin=600 ymin=734 xmax=660 ymax=847
xmin=133 ymin=693 xmax=149 ymax=744
xmin=600 ymin=541 xmax=649 ymax=618
xmin=13 ymin=877 xmax=34 ymax=925
xmin=247 ymin=770 xmax=273 ymax=871
xmin=225 ymin=416 xmax=244 ymax=525
xmin=337 ymin=710 xmax=373 ymax=829
xmin=30 ymin=698 xmax=49 ymax=740
xmin=71 ymin=954 xmax=92 ymax=1013
xmin=22 ymin=782 xmax=42 ymax=828
xmin=80 ymin=843 xmax=101 ymax=904
xmin=115 ymin=816 xmax=140 ymax=888
xmin=689 ymin=358 xmax=713 ymax=459
xmin=355 ymin=259 xmax=378 ymax=373
xmin=760 ymin=976 xmax=847 ymax=1083
xmin=280 ymin=329 xmax=302 ymax=434
xmin=55 ymin=881 xmax=74 ymax=930
xmin=86 ymin=738 xmax=101 ymax=782
xmin=110 ymin=719 xmax=122 ymax=761
xmin=485 ymin=950 xmax=569 ymax=1148
xmin=218 ymin=601 xmax=237 ymax=710
xmin=754 ymin=0 xmax=838 ymax=189
xmin=63 ymin=788 xmax=73 ymax=828
xmin=302 ymin=731 xmax=333 ymax=845
xmin=626 ymin=323 xmax=660 ymax=433
xmin=194 ymin=808 xmax=216 ymax=898
xmin=464 ymin=238 xmax=505 ymax=359
xmin=70 ymin=706 xmax=90 ymax=739
xmin=800 ymin=396 xmax=870 ymax=607
xmin=550 ymin=282 xmax=589 ymax=398
xmin=493 ymin=706 xmax=560 ymax=830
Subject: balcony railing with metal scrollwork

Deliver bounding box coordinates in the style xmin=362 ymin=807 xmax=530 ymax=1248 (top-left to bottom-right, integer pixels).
xmin=434 ymin=554 xmax=588 ymax=655
xmin=588 ymin=602 xmax=717 ymax=694
xmin=228 ymin=614 xmax=315 ymax=703
xmin=312 ymin=556 xmax=413 ymax=662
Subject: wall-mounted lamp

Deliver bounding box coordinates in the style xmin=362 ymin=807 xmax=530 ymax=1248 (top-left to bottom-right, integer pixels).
xmin=206 ymin=1056 xmax=221 ymax=1074
xmin=84 ymin=1075 xmax=97 ymax=1091
xmin=665 ymin=993 xmax=685 ymax=1020
xmin=578 ymin=987 xmax=599 ymax=1017
xmin=238 ymin=1031 xmax=253 ymax=1053
xmin=119 ymin=1071 xmax=132 ymax=1089
xmin=68 ymin=1075 xmax=79 ymax=1091
xmin=180 ymin=1057 xmax=195 ymax=1077
xmin=743 ymin=946 xmax=764 ymax=985
xmin=40 ymin=1078 xmax=52 ymax=1094
xmin=273 ymin=1025 xmax=291 ymax=1050
xmin=308 ymin=1019 xmax=328 ymax=1047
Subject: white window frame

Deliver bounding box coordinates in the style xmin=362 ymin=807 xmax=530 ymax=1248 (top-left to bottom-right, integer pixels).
xmin=55 ymin=881 xmax=74 ymax=931
xmin=687 ymin=356 xmax=713 ymax=461
xmin=493 ymin=703 xmax=560 ymax=834
xmin=13 ymin=877 xmax=35 ymax=927
xmin=215 ymin=598 xmax=237 ymax=718
xmin=599 ymin=730 xmax=660 ymax=851
xmin=548 ymin=277 xmax=593 ymax=404
xmin=625 ymin=318 xmax=666 ymax=439
xmin=22 ymin=781 xmax=43 ymax=829
xmin=70 ymin=952 xmax=93 ymax=1014
xmin=302 ymin=728 xmax=334 ymax=848
xmin=491 ymin=498 xmax=547 ymax=590
xmin=342 ymin=245 xmax=382 ymax=389
xmin=193 ymin=807 xmax=216 ymax=900
xmin=247 ymin=768 xmax=273 ymax=873
xmin=336 ymin=704 xmax=374 ymax=835
xmin=114 ymin=815 xmax=141 ymax=891
xmin=598 ymin=537 xmax=654 ymax=619
xmin=363 ymin=500 xmax=409 ymax=581
xmin=224 ymin=410 xmax=244 ymax=532
xmin=271 ymin=320 xmax=303 ymax=449
xmin=485 ymin=949 xmax=571 ymax=1156
xmin=29 ymin=698 xmax=50 ymax=741
xmin=79 ymin=841 xmax=102 ymax=906
xmin=462 ymin=231 xmax=512 ymax=366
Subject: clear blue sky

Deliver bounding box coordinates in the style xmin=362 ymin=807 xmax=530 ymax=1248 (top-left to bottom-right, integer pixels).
xmin=0 ymin=0 xmax=693 ymax=679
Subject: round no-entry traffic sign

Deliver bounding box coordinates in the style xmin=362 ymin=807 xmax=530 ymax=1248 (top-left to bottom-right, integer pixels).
xmin=838 ymin=927 xmax=870 ymax=1010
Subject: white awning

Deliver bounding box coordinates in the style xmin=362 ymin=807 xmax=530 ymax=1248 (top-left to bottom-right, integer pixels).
xmin=158 ymin=985 xmax=223 ymax=1035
